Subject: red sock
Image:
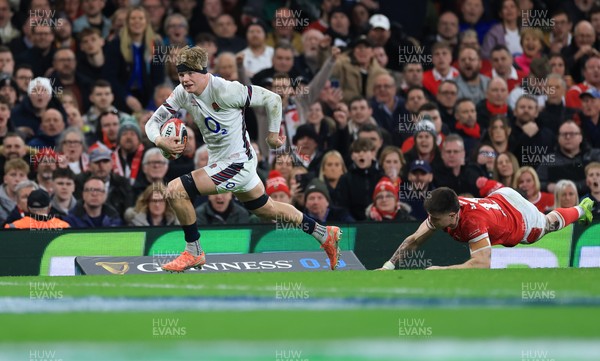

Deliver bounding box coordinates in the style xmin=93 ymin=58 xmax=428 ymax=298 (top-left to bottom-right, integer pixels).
xmin=555 ymin=208 xmax=580 ymax=226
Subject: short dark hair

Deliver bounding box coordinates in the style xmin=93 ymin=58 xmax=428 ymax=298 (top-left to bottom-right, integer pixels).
xmin=274 ymin=43 xmax=295 ymax=54
xmin=458 ymin=44 xmax=481 ymax=59
xmin=53 ymin=47 xmax=74 ymax=61
xmin=0 ymin=45 xmax=11 ymax=54
xmin=349 ymin=96 xmax=369 ymax=107
xmin=530 ymin=56 xmax=551 ymax=78
xmin=424 ymin=187 xmax=460 ymax=214
xmin=403 ymin=62 xmax=423 ymax=70
xmin=2 ymin=132 xmax=23 ymax=144
xmin=589 ymin=5 xmax=600 ymax=18
xmin=91 ymin=79 xmax=112 ymax=92
xmin=78 ymin=27 xmax=102 ymax=41
xmin=490 ymin=44 xmax=510 ymax=55
xmin=99 ymin=109 xmax=119 ymax=122
xmin=515 ymin=94 xmax=538 ymax=108
xmin=272 ymin=72 xmax=290 ymax=81
xmin=548 ymin=52 xmax=566 ymax=62
xmin=350 ymin=137 xmax=375 ymax=152
xmin=418 ymin=102 xmax=439 ymax=113
xmin=438 ymin=79 xmax=458 ymax=91
xmin=584 ymin=55 xmax=600 ymax=71
xmin=53 ymin=167 xmax=76 ymax=181
xmin=405 ymin=86 xmax=425 ymax=98
xmin=84 ymin=176 xmax=106 ymax=187
xmin=552 ymin=9 xmax=571 ymax=23
xmin=0 ymin=94 xmax=11 ymax=108
xmin=15 ymin=63 xmax=33 ymax=72
xmin=195 ymin=32 xmax=217 ymax=45
xmin=558 ymin=119 xmax=581 ymax=132
xmin=357 ymin=123 xmax=383 ymax=139
xmin=454 ymin=97 xmax=475 ymax=113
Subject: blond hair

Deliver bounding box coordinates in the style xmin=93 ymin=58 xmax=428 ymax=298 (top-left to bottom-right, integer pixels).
xmin=513 ymin=166 xmax=541 ymax=194
xmin=554 ymin=179 xmax=578 ymax=208
xmin=520 ymin=27 xmax=544 ymax=48
xmin=176 ymin=45 xmax=209 ymax=71
xmin=119 ymin=6 xmax=159 ymax=64
xmin=319 ymin=150 xmax=347 ymax=182
xmin=585 ymin=161 xmax=600 ymax=176
xmin=4 ymin=158 xmax=30 ymax=175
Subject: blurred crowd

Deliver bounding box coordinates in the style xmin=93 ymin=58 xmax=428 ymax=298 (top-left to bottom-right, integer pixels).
xmin=1 ymin=0 xmax=600 ymax=229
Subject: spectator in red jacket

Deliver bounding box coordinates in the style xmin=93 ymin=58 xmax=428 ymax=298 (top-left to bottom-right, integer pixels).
xmin=422 ymin=41 xmax=458 ymax=96
xmin=566 ymin=55 xmax=600 ymax=109
xmin=484 ymin=45 xmax=526 ymax=92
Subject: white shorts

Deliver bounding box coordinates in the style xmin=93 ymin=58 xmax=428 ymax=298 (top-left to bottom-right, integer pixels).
xmin=202 ymin=156 xmax=261 ymax=194
xmin=490 ymin=187 xmax=547 ymax=244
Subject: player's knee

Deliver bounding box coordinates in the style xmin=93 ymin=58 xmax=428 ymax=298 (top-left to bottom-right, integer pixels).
xmin=246 ymin=195 xmax=273 ymax=217
xmin=178 ymin=172 xmax=202 ymax=201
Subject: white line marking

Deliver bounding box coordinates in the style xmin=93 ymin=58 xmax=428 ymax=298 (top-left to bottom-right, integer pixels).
xmin=1 ymin=340 xmax=600 ymax=361
xmin=2 ymin=294 xmax=599 ymax=314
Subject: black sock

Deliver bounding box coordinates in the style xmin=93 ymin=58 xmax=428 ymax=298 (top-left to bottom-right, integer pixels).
xmin=182 ymin=223 xmax=200 ymax=243
xmin=301 ymin=214 xmax=316 ymax=234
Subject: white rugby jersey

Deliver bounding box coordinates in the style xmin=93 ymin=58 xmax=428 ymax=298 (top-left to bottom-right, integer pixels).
xmin=150 ymin=75 xmax=257 ymax=163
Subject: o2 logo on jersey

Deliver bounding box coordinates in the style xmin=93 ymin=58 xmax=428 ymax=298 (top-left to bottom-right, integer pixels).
xmin=225 ymin=182 xmax=235 ymax=190
xmin=205 ymin=116 xmax=228 ymax=135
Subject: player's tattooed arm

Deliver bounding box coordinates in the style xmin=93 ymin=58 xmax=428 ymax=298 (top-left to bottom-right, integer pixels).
xmin=378 ymin=220 xmax=435 ymax=270
xmin=146 ymin=106 xmax=172 ymax=143
xmin=146 ymin=87 xmax=184 ymax=144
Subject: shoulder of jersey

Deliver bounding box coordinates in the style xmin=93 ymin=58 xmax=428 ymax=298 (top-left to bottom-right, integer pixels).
xmin=212 ymin=76 xmax=244 ymax=93
xmin=168 ymin=84 xmax=188 ymax=102
xmin=212 ymin=77 xmax=245 ymax=103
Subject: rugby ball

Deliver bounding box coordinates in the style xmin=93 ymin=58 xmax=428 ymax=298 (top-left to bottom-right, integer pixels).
xmin=159 ymin=118 xmax=188 ymax=160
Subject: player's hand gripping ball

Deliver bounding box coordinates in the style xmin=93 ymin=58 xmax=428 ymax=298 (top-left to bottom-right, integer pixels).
xmin=159 ymin=118 xmax=188 ymax=160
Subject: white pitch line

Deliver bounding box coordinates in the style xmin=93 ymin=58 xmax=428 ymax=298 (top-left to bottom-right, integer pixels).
xmin=3 ymin=281 xmax=595 ymax=299
xmin=0 ymin=296 xmax=406 ymax=313
xmin=1 ymin=339 xmax=600 ymax=361
xmin=2 ymin=293 xmax=600 ymax=314
xmin=0 ymin=281 xmax=436 ymax=296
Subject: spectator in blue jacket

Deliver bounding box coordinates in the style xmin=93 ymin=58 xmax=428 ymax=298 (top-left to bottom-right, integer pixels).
xmin=28 ymin=109 xmax=66 ymax=148
xmin=102 ymin=6 xmax=164 ymax=113
xmin=65 ymin=176 xmax=123 ymax=227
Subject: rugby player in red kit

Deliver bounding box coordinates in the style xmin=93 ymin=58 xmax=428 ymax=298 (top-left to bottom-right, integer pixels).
xmin=378 ymin=187 xmax=593 ymax=270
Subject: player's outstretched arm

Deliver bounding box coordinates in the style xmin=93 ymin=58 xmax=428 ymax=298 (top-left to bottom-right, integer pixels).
xmin=427 ymin=238 xmax=492 ymax=270
xmin=378 ymin=220 xmax=435 ymax=270
xmin=247 ymin=85 xmax=284 ymax=147
xmin=216 ymin=81 xmax=285 ymax=148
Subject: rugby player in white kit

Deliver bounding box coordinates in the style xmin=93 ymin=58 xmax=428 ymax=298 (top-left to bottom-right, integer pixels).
xmin=146 ymin=46 xmax=342 ymax=272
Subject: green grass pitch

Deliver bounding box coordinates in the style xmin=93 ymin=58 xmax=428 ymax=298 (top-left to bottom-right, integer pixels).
xmin=1 ymin=269 xmax=599 ymax=361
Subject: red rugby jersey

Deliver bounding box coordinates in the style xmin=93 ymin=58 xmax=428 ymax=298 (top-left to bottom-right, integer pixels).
xmin=442 ymin=195 xmax=526 ymax=247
